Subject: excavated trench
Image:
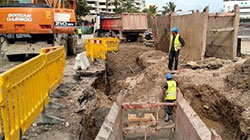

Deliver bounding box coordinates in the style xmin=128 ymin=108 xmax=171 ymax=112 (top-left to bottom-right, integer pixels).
xmin=176 ymin=58 xmax=250 ymax=140
xmin=79 ymin=43 xmax=249 ymax=140
xmin=180 ymin=84 xmax=245 ymax=139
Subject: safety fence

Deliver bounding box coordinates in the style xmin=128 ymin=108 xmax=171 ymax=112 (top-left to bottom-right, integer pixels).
xmin=0 ymin=46 xmax=65 ymax=140
xmin=85 ymin=38 xmax=119 ymax=62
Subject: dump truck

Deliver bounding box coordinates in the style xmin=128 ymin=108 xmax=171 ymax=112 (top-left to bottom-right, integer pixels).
xmin=94 ymin=13 xmax=148 ymax=42
xmin=0 ymin=0 xmax=77 ymax=61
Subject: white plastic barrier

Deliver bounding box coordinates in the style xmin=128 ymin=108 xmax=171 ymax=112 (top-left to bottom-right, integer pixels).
xmin=74 ymin=52 xmax=91 ymax=70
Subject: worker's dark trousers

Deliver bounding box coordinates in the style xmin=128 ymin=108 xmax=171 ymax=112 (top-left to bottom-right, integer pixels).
xmin=165 ymin=100 xmax=176 ymax=115
xmin=78 ymin=34 xmax=82 ymax=39
xmin=168 ymin=50 xmax=180 ymax=70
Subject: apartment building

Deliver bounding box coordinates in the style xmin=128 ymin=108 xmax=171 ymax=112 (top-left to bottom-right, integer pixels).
xmin=86 ymin=0 xmax=145 ymax=14
xmin=224 ymin=0 xmax=250 ymax=19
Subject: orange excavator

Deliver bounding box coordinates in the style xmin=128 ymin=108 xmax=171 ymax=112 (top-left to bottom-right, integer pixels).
xmin=0 ymin=0 xmax=77 ymax=61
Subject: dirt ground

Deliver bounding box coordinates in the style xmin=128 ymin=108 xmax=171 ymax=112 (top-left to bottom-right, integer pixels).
xmin=1 ymin=40 xmax=250 ymax=140
xmin=105 ymin=42 xmax=250 ymax=140
xmin=0 ymin=56 xmax=22 ymax=73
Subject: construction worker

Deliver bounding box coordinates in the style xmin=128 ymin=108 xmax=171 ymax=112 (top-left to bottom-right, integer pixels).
xmin=164 ymin=73 xmax=178 ymax=122
xmin=77 ymin=28 xmax=82 ymax=39
xmin=168 ymin=27 xmax=185 ymax=71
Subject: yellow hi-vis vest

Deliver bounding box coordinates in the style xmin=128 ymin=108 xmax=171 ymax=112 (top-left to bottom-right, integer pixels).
xmin=77 ymin=28 xmax=82 ymax=34
xmin=170 ymin=34 xmax=181 ymax=51
xmin=165 ymin=81 xmax=177 ymax=100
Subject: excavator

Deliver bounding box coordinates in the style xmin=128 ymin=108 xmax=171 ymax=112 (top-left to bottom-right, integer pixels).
xmin=0 ymin=0 xmax=77 ymax=61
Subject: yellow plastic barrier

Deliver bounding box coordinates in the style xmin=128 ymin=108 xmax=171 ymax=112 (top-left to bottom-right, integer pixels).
xmin=0 ymin=46 xmax=65 ymax=140
xmin=102 ymin=38 xmax=119 ymax=51
xmin=85 ymin=38 xmax=119 ymax=62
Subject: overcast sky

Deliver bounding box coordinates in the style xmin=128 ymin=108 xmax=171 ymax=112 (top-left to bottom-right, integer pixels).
xmin=145 ymin=0 xmax=224 ymax=13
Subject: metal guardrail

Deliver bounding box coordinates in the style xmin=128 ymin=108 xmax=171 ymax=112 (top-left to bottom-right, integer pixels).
xmin=85 ymin=38 xmax=119 ymax=62
xmin=0 ymin=46 xmax=65 ymax=140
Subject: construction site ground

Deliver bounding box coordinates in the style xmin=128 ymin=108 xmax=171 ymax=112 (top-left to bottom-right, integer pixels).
xmin=0 ymin=39 xmax=250 ymax=140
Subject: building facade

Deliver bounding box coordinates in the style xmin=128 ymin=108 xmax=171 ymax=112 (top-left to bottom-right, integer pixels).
xmin=86 ymin=0 xmax=145 ymax=14
xmin=224 ymin=0 xmax=250 ymax=19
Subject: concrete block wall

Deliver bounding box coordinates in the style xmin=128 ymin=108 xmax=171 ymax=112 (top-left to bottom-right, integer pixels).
xmin=95 ymin=102 xmax=123 ymax=140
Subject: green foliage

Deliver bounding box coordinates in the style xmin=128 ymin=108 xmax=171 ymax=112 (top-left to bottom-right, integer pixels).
xmin=76 ymin=0 xmax=91 ymax=16
xmin=162 ymin=2 xmax=176 ymax=15
xmin=0 ymin=0 xmax=7 ymax=5
xmin=142 ymin=5 xmax=157 ymax=27
xmin=143 ymin=5 xmax=157 ymax=16
xmin=116 ymin=0 xmax=139 ymax=13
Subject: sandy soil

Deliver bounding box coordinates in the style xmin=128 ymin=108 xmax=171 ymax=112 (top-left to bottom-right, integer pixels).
xmin=107 ymin=42 xmax=250 ymax=140
xmin=1 ymin=40 xmax=249 ymax=140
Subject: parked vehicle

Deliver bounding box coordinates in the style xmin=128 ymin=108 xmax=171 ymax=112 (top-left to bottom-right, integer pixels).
xmin=94 ymin=13 xmax=148 ymax=42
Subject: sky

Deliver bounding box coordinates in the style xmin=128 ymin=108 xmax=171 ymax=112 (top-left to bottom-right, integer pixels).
xmin=146 ymin=0 xmax=224 ymax=13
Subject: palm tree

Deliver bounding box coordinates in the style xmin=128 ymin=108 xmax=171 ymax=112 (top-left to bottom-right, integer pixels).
xmin=113 ymin=0 xmax=121 ymax=13
xmin=148 ymin=5 xmax=157 ymax=16
xmin=106 ymin=0 xmax=111 ymax=13
xmin=143 ymin=5 xmax=157 ymax=16
xmin=142 ymin=5 xmax=157 ymax=28
xmin=162 ymin=2 xmax=176 ymax=15
xmin=118 ymin=0 xmax=138 ymax=13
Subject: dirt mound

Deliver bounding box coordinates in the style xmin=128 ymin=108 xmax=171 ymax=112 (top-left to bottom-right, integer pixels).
xmin=106 ymin=43 xmax=154 ymax=96
xmin=226 ymin=58 xmax=250 ymax=91
xmin=122 ymin=50 xmax=168 ymax=102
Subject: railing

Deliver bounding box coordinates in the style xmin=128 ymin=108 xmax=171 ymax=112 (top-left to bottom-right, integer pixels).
xmin=0 ymin=46 xmax=65 ymax=140
xmin=85 ymin=38 xmax=119 ymax=62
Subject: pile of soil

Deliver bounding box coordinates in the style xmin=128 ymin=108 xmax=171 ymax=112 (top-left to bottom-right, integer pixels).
xmin=106 ymin=43 xmax=154 ymax=97
xmin=226 ymin=58 xmax=250 ymax=91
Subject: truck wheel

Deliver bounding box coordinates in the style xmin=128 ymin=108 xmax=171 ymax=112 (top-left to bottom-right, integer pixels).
xmin=7 ymin=54 xmax=26 ymax=61
xmin=67 ymin=36 xmax=77 ymax=55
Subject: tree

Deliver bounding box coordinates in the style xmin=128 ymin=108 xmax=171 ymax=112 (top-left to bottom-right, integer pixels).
xmin=162 ymin=2 xmax=176 ymax=15
xmin=106 ymin=0 xmax=110 ymax=13
xmin=113 ymin=0 xmax=121 ymax=13
xmin=0 ymin=0 xmax=7 ymax=5
xmin=142 ymin=5 xmax=157 ymax=28
xmin=76 ymin=0 xmax=91 ymax=16
xmin=119 ymin=0 xmax=139 ymax=13
xmin=143 ymin=5 xmax=157 ymax=16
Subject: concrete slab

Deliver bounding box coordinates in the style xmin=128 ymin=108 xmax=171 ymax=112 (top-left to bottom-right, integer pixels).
xmin=206 ymin=7 xmax=240 ymax=60
xmin=171 ymin=12 xmax=209 ymax=61
xmin=151 ymin=16 xmax=171 ymax=52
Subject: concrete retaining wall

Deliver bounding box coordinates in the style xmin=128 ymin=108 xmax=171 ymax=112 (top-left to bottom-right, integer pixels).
xmin=151 ymin=16 xmax=171 ymax=52
xmin=176 ymin=97 xmax=212 ymax=140
xmin=206 ymin=6 xmax=240 ymax=60
xmin=95 ymin=102 xmax=123 ymax=140
xmin=95 ymin=94 xmax=222 ymax=140
xmin=151 ymin=6 xmax=240 ymax=61
xmin=176 ymin=92 xmax=222 ymax=140
xmin=171 ymin=12 xmax=209 ymax=61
